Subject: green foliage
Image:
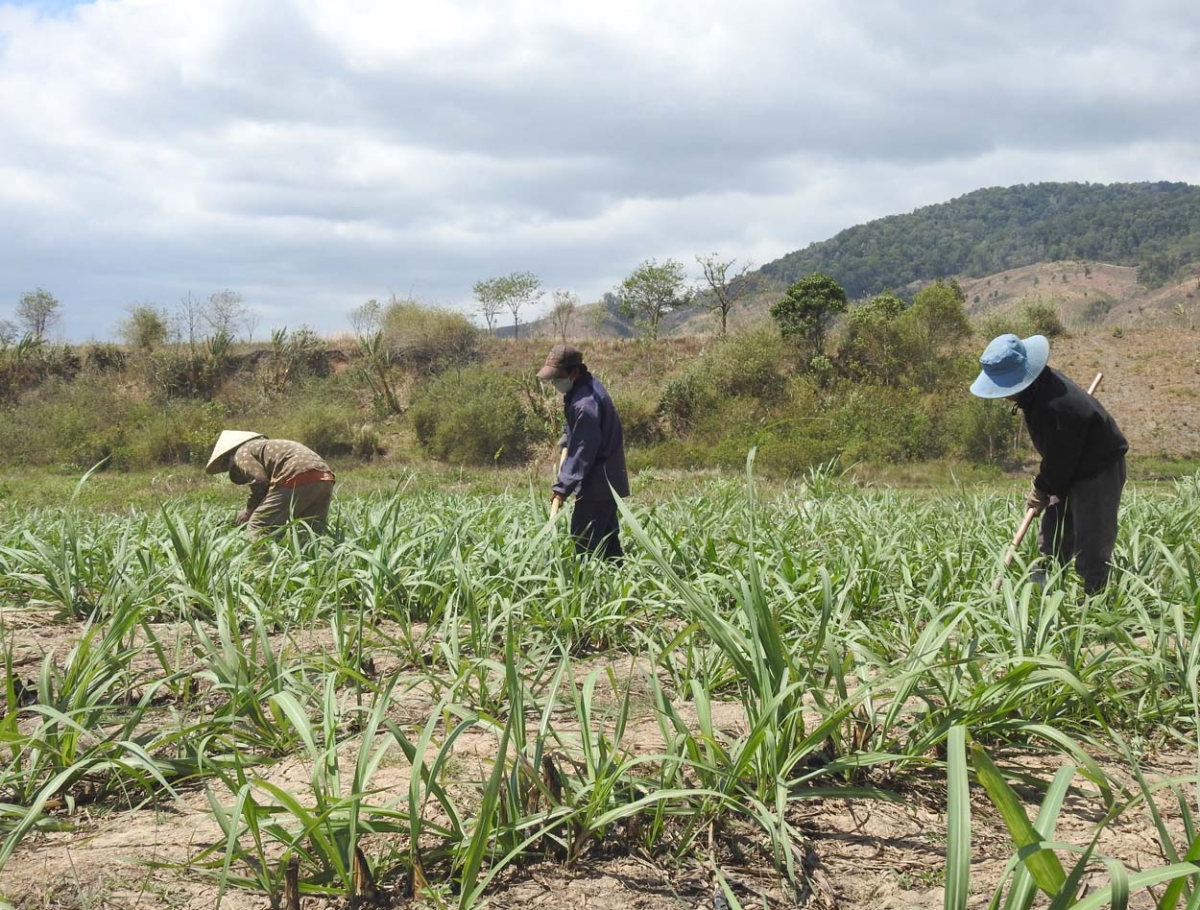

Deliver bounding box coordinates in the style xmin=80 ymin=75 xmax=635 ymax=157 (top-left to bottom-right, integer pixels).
xmin=474 ymin=271 xmax=543 ymax=339
xmin=945 ymin=396 xmax=1019 ymax=464
xmin=770 ymin=272 xmax=848 ymax=358
xmin=258 ymin=326 xmax=326 ymax=396
xmin=836 ymin=282 xmax=972 ymax=392
xmin=838 ymin=292 xmax=907 ymax=381
xmin=410 ymin=367 xmax=533 ymax=464
xmin=760 ymin=181 xmax=1200 ymax=296
xmin=353 ymin=330 xmax=403 ymax=417
xmin=979 ymin=299 xmax=1069 ymax=341
xmin=612 ymin=391 xmax=662 ymax=447
xmin=271 ymin=396 xmax=378 ymax=460
xmin=0 ymin=376 xmax=227 ymax=469
xmin=118 ymin=304 xmax=171 ymax=351
xmin=902 ymin=280 xmax=973 ymax=391
xmin=3 ymin=470 xmax=1200 ymax=901
xmin=83 ymin=343 xmax=128 ymax=373
xmin=657 ymin=328 xmax=788 ymax=433
xmin=1081 ymin=296 xmax=1114 ymax=325
xmin=1021 ymin=301 xmax=1068 ymax=338
xmin=381 ymin=299 xmax=480 ymax=375
xmin=616 ymin=258 xmax=692 ymax=339
xmin=15 ymin=287 xmax=61 ymax=338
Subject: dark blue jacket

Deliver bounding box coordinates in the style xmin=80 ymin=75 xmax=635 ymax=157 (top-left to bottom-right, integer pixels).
xmin=553 ymin=373 xmax=629 ymax=502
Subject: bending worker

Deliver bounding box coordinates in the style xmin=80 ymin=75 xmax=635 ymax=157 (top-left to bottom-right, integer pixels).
xmin=970 ymin=333 xmax=1128 ymax=592
xmin=205 ymin=431 xmax=336 ymax=539
xmin=537 ymin=344 xmax=629 ymax=560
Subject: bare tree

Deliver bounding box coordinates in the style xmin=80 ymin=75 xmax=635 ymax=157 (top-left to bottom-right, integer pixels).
xmin=696 ymin=253 xmax=755 ymax=335
xmin=174 ymin=292 xmax=208 ymax=351
xmin=349 ymin=299 xmax=383 ymax=338
xmin=244 ymin=309 xmax=261 ymax=344
xmin=549 ymin=289 xmax=578 ymax=343
xmin=16 ymin=288 xmax=61 ymax=339
xmin=205 ymin=289 xmax=249 ymax=339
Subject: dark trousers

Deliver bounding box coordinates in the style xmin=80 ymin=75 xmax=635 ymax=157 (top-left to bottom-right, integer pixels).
xmin=570 ymin=498 xmax=623 ymax=561
xmin=1038 ymin=456 xmax=1126 ymax=593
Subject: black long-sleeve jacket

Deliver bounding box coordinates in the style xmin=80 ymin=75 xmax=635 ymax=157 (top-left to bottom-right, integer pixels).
xmin=1014 ymin=367 xmax=1128 ymax=497
xmin=552 ymin=373 xmax=630 ymax=502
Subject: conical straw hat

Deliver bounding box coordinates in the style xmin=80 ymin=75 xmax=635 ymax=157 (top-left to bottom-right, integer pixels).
xmin=205 ymin=430 xmax=265 ymax=474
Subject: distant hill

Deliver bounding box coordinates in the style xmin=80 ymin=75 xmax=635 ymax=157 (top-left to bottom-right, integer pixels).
xmin=759 ymin=181 xmax=1200 ymax=297
xmin=510 ymin=181 xmax=1200 ymax=339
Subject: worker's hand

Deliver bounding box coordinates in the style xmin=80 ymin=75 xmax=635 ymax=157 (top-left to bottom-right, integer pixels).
xmin=550 ymin=493 xmax=565 ymax=511
xmin=1025 ymin=484 xmax=1051 ymax=515
xmin=233 ymin=509 xmax=251 ymax=527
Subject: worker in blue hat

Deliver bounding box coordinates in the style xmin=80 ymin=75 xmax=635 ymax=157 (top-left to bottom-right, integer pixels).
xmin=971 ymin=334 xmax=1128 ymax=592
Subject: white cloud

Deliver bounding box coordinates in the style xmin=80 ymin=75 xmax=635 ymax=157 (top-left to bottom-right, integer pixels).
xmin=1 ymin=0 xmax=1199 ymax=338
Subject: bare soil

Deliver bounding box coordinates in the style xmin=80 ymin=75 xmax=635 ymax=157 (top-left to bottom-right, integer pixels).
xmin=1050 ymin=327 xmax=1200 ymax=458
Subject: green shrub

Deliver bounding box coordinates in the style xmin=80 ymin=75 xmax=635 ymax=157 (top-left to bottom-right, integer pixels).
xmin=657 ymin=368 xmax=717 ymax=434
xmin=1021 ymin=301 xmax=1067 ymax=337
xmin=84 ymin=343 xmax=128 ymax=373
xmin=3 ymin=378 xmax=135 ymax=468
xmin=946 ymin=396 xmax=1019 ymax=464
xmin=978 ymin=300 xmax=1068 ymax=341
xmin=825 ymin=386 xmax=946 ymax=462
xmin=125 ymin=400 xmax=228 ymax=467
xmin=838 ymin=293 xmax=907 ymax=381
xmin=382 ymin=299 xmax=480 ymax=375
xmin=1081 ymin=297 xmax=1114 ymax=325
xmin=706 ymin=327 xmax=789 ymax=400
xmin=258 ymin=393 xmax=367 ymax=459
xmin=410 ymin=367 xmax=532 ymax=465
xmin=612 ymin=391 xmax=663 ymax=447
xmin=657 ymin=328 xmax=787 ymax=434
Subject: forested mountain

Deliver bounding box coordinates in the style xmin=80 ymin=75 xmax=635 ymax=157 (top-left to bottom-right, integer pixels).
xmin=759 ymin=182 xmax=1200 ymax=296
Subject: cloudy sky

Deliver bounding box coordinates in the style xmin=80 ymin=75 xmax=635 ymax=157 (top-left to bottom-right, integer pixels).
xmin=1 ymin=0 xmax=1198 ymax=340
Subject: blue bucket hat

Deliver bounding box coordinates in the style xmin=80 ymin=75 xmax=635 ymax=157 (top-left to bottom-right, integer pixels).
xmin=969 ymin=333 xmax=1050 ymax=399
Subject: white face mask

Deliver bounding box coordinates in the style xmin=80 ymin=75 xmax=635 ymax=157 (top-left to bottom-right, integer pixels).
xmin=551 ymin=377 xmax=574 ymax=394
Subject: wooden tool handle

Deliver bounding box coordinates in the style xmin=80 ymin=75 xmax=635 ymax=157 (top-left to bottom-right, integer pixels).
xmin=549 ymin=447 xmax=567 ymax=519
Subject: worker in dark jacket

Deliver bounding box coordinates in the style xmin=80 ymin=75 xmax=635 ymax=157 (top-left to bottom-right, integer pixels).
xmin=205 ymin=431 xmax=336 ymax=540
xmin=538 ymin=345 xmax=629 ymax=559
xmin=971 ymin=334 xmax=1128 ymax=592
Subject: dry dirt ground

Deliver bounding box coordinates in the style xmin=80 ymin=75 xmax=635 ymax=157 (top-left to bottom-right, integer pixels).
xmin=1 ymin=612 xmax=1196 ymax=910
xmin=1050 ymin=327 xmax=1200 ymax=459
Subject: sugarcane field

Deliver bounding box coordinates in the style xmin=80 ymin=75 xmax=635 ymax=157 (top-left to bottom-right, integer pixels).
xmin=0 ymin=424 xmax=1197 ymax=909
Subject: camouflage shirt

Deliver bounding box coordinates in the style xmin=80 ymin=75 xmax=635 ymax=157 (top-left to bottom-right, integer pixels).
xmin=229 ymin=438 xmax=332 ymax=513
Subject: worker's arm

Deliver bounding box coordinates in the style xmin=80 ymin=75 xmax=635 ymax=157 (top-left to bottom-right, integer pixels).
xmin=552 ymin=398 xmax=601 ymax=499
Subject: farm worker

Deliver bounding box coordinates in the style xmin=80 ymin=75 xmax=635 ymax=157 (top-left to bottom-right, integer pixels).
xmin=537 ymin=344 xmax=630 ymax=560
xmin=205 ymin=431 xmax=336 ymax=540
xmin=970 ymin=334 xmax=1128 ymax=592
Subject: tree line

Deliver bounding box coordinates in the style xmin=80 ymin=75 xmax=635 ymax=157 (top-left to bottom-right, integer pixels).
xmin=472 ymin=253 xmax=757 ymax=342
